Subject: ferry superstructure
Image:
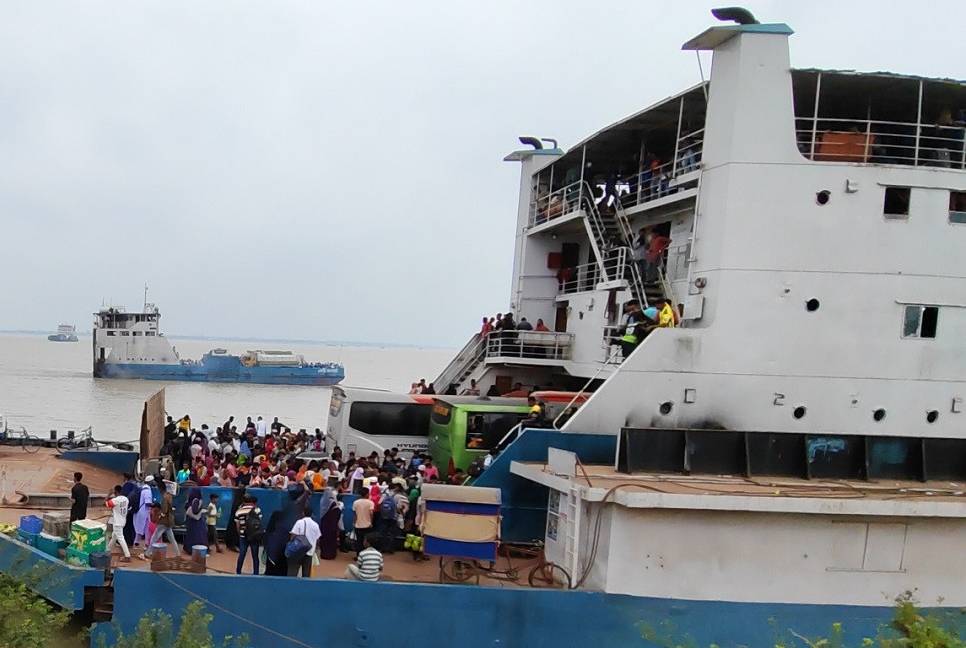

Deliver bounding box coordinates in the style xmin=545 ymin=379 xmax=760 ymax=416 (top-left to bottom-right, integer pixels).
xmin=434 ymin=6 xmax=966 ymax=617
xmin=47 ymin=324 xmax=78 ymax=342
xmin=92 ymin=304 xmax=344 ymax=386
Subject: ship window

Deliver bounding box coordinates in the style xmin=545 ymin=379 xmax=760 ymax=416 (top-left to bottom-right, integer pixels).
xmin=883 ymin=187 xmax=910 ymax=218
xmin=120 ymin=331 xmax=130 ymax=336
xmin=950 ymin=191 xmax=966 ymax=224
xmin=146 ymin=331 xmax=156 ymax=336
xmin=132 ymin=331 xmax=140 ymax=336
xmin=902 ymin=305 xmax=938 ymax=339
xmin=106 ymin=331 xmax=116 ymax=336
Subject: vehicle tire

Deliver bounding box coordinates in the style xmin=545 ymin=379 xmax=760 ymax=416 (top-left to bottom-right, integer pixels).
xmin=22 ymin=435 xmax=40 ymax=454
xmin=440 ymin=558 xmax=475 ymax=583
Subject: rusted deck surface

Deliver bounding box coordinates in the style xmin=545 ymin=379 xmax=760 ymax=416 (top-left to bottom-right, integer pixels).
xmin=0 ymin=447 xmax=123 ymax=500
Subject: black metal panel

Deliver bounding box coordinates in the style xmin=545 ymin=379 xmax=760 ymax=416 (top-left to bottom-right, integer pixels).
xmin=685 ymin=430 xmax=747 ymax=475
xmin=923 ymin=437 xmax=966 ymax=481
xmin=618 ymin=428 xmax=686 ymax=474
xmin=867 ymin=437 xmax=924 ymax=481
xmin=806 ymin=435 xmax=866 ymax=480
xmin=747 ymin=433 xmax=807 ymax=478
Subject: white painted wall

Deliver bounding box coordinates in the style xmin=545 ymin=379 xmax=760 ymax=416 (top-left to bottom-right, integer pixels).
xmin=588 ymin=506 xmax=966 ymax=606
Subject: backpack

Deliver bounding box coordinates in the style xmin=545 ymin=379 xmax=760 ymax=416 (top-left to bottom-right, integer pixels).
xmin=380 ymin=494 xmax=397 ymax=519
xmin=244 ymin=508 xmax=264 ymax=542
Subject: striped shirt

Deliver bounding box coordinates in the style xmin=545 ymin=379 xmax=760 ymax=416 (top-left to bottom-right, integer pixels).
xmin=356 ymin=547 xmax=383 ymax=581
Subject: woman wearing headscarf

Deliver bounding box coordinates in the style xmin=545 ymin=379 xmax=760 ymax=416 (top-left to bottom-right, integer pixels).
xmin=133 ymin=476 xmax=155 ymax=548
xmin=317 ymin=488 xmax=340 ymax=560
xmin=183 ymin=487 xmax=207 ymax=552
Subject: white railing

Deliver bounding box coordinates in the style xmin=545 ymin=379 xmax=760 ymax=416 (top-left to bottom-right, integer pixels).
xmin=795 ymin=117 xmax=966 ymax=168
xmin=557 ymin=260 xmax=602 ymax=295
xmin=484 ymin=330 xmax=574 ymax=361
xmin=433 ymin=333 xmax=486 ymax=394
xmin=618 ymin=129 xmax=704 ymax=211
xmin=530 ymin=180 xmax=583 ymax=227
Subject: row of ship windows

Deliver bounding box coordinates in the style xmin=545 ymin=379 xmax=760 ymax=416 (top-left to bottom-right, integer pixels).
xmin=882 ymin=187 xmax=964 ymax=221
xmin=806 ymin=300 xmax=941 ymax=340
xmin=816 ymin=188 xmax=966 ymax=222
xmin=104 ymin=331 xmax=156 ymax=337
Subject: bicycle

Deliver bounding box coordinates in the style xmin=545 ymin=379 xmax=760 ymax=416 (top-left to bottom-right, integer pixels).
xmin=2 ymin=425 xmax=40 ymax=454
xmin=55 ymin=427 xmax=97 ymax=454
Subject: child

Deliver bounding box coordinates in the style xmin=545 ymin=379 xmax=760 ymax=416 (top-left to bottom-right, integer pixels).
xmin=206 ymin=493 xmax=223 ymax=553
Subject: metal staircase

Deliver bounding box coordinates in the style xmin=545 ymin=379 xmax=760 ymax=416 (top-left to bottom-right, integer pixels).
xmin=433 ymin=334 xmax=486 ymax=393
xmin=579 ymin=182 xmax=654 ymax=307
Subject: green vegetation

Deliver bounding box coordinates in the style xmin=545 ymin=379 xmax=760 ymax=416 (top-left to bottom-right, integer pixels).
xmin=0 ymin=573 xmax=72 ymax=648
xmin=640 ymin=595 xmax=964 ymax=648
xmin=96 ymin=600 xmax=249 ymax=648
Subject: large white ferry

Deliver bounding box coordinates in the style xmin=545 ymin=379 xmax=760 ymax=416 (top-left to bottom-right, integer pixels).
xmin=425 ymin=3 xmax=966 ymax=633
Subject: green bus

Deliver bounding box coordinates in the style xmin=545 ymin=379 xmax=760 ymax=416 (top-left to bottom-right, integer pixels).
xmin=428 ymin=398 xmax=530 ymax=475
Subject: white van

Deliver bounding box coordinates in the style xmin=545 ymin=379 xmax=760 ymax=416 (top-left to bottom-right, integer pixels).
xmin=326 ymin=386 xmax=436 ymax=457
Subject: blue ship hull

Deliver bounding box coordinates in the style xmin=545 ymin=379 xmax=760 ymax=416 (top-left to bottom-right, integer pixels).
xmin=95 ymin=357 xmax=344 ymax=386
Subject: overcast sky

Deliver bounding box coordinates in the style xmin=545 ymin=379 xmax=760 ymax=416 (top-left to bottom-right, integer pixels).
xmin=0 ymin=2 xmax=961 ymax=347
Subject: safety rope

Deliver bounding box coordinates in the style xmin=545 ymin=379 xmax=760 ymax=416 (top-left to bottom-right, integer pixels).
xmin=154 ymin=571 xmax=318 ymax=648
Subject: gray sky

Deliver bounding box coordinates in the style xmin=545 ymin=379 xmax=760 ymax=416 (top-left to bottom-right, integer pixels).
xmin=1 ymin=2 xmax=962 ymax=347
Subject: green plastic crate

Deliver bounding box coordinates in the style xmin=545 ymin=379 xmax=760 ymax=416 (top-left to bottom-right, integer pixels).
xmin=65 ymin=546 xmax=90 ymax=568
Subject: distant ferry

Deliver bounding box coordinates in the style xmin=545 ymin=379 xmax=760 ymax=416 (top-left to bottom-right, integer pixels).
xmin=48 ymin=324 xmax=78 ymax=343
xmin=92 ymin=304 xmax=344 ymax=386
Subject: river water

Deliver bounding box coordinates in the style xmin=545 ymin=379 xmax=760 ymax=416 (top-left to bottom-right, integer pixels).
xmin=0 ymin=333 xmax=453 ymax=442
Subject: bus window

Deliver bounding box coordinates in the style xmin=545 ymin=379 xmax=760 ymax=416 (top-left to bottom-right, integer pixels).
xmin=349 ymin=402 xmax=432 ymax=437
xmin=464 ymin=412 xmax=527 ymax=450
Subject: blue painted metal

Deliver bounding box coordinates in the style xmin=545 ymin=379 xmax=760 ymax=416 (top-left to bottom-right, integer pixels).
xmin=424 ymin=537 xmax=497 ymax=561
xmin=98 ymin=354 xmax=344 ymax=386
xmin=58 ymin=449 xmax=139 ymax=475
xmin=425 ymin=500 xmax=500 ymax=515
xmin=0 ymin=534 xmax=104 ymax=610
xmin=92 ymin=570 xmax=963 ymax=648
xmin=472 ymin=429 xmax=617 ymax=543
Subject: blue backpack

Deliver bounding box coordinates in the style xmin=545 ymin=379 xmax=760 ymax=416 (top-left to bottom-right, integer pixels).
xmin=380 ymin=494 xmax=396 ymax=519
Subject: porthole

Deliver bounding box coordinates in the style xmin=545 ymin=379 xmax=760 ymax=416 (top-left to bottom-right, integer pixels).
xmin=816 ymin=190 xmax=831 ymax=205
xmin=793 ymin=406 xmax=806 ymax=419
xmin=873 ymin=408 xmax=886 ymax=422
xmin=926 ymin=410 xmax=939 ymax=424
xmin=659 ymin=401 xmax=673 ymax=415
xmin=805 ymin=298 xmax=820 ymax=312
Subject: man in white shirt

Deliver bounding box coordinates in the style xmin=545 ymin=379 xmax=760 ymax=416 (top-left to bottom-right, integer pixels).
xmin=106 ymin=485 xmax=131 ymax=562
xmin=288 ymin=508 xmax=321 ymax=577
xmin=255 ymin=416 xmax=268 ymax=438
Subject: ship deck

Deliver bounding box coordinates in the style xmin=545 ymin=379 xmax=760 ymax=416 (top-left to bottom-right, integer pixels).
xmin=511 ymin=461 xmax=966 ymax=517
xmin=0 ymin=447 xmax=122 ymax=502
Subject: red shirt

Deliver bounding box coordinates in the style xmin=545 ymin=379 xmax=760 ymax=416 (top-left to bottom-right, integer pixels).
xmin=646 ymin=235 xmax=671 ymax=263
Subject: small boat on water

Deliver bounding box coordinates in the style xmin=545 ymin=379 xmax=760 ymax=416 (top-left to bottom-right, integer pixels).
xmin=47 ymin=324 xmax=78 ymax=343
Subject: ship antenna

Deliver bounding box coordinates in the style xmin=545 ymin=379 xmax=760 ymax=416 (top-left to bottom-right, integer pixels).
xmin=143 ymin=283 xmax=148 ymax=311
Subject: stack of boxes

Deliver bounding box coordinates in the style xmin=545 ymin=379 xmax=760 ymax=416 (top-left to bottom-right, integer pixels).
xmin=36 ymin=512 xmax=70 ymax=558
xmin=66 ymin=519 xmax=107 ymax=567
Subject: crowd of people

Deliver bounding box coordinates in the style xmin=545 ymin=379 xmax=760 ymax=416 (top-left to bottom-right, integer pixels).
xmin=96 ymin=413 xmax=469 ymax=581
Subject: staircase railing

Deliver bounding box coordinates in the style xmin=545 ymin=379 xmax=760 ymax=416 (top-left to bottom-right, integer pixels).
xmin=433 ymin=333 xmax=486 ymax=393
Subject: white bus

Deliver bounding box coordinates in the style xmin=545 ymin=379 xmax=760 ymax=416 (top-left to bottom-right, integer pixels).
xmin=326 ymin=386 xmax=437 ymax=457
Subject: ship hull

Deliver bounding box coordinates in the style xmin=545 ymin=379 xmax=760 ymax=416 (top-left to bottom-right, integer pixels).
xmin=94 ymin=361 xmax=344 ymax=386
xmin=48 ymin=334 xmax=78 ymax=342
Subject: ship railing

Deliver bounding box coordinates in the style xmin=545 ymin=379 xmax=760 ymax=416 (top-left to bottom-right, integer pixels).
xmin=484 ymin=331 xmax=573 ymax=361
xmin=529 ymin=179 xmax=584 ymax=227
xmin=433 ymin=333 xmax=487 ymax=394
xmin=795 ymin=117 xmax=966 ymax=168
xmin=616 ymin=128 xmax=704 ymax=212
xmin=557 ymin=260 xmax=604 ymax=295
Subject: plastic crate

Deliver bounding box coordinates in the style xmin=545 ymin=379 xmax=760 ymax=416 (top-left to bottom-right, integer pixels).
xmin=70 ymin=520 xmax=106 ymax=550
xmin=36 ymin=533 xmax=69 ymax=558
xmin=17 ymin=529 xmax=38 ymax=547
xmin=19 ymin=515 xmax=43 ymax=535
xmin=65 ymin=546 xmax=90 ymax=567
